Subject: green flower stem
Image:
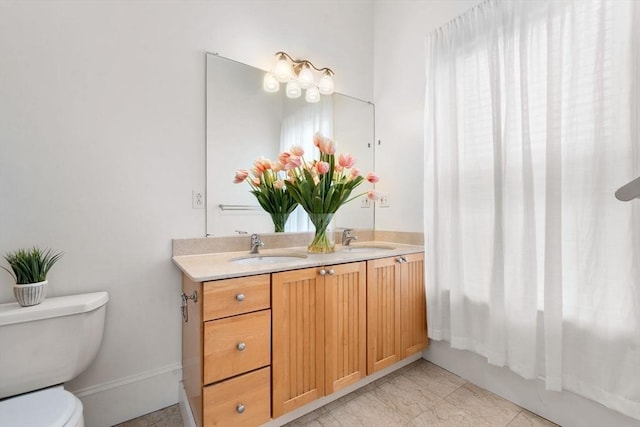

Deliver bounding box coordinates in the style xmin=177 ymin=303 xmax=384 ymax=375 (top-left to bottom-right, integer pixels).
xmin=270 ymin=213 xmax=290 ymax=233
xmin=308 ymin=214 xmax=334 ymax=253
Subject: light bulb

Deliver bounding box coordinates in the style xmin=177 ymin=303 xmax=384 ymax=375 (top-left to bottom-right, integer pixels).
xmin=286 ymin=80 xmax=301 ymax=98
xmin=298 ymin=66 xmax=314 ymax=89
xmin=273 ymin=58 xmax=292 ymax=82
xmin=305 ymin=86 xmax=320 ymax=103
xmin=318 ymin=73 xmax=334 ymax=95
xmin=263 ymin=73 xmax=280 ymax=93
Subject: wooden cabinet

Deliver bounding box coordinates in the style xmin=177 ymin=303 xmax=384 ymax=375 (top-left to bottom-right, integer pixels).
xmin=203 ymin=367 xmax=271 ymax=427
xmin=400 ymin=253 xmax=428 ymax=357
xmin=367 ymin=253 xmax=427 ymax=374
xmin=203 ymin=310 xmax=271 ymax=384
xmin=182 ymin=274 xmax=271 ymax=427
xmin=366 ymin=256 xmax=402 ymax=374
xmin=181 ymin=251 xmax=426 ymax=426
xmin=272 ymin=262 xmax=367 ymax=418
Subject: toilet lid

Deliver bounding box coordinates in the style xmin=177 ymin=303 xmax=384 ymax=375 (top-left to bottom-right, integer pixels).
xmin=0 ymin=388 xmax=82 ymax=427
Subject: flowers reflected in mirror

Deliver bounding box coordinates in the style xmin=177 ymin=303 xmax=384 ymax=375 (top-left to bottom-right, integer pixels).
xmin=233 ymin=157 xmax=299 ymax=233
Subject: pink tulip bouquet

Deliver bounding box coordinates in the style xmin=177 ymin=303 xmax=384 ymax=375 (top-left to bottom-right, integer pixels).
xmin=281 ymin=132 xmax=380 ymax=253
xmin=233 ymin=157 xmax=299 ymax=233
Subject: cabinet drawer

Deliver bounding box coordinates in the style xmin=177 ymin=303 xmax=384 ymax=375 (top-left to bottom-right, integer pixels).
xmin=204 ymin=309 xmax=271 ymax=384
xmin=203 ymin=367 xmax=271 ymax=427
xmin=203 ymin=274 xmax=270 ymax=321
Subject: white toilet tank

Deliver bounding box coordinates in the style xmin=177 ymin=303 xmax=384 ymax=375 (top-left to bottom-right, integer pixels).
xmin=0 ymin=292 xmax=109 ymax=399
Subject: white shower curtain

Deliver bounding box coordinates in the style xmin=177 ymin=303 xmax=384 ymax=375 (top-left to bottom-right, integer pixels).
xmin=424 ymin=0 xmax=640 ymax=419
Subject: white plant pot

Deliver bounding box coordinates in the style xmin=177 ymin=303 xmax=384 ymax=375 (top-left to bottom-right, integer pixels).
xmin=13 ymin=280 xmax=48 ymax=307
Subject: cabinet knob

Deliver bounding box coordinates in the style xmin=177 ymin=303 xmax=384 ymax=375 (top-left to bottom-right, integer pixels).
xmin=397 ymin=256 xmax=407 ymax=263
xmin=236 ymin=342 xmax=246 ymax=351
xmin=236 ymin=403 xmax=245 ymax=414
xmin=319 ymin=269 xmax=326 ymax=276
xmin=328 ymin=269 xmax=335 ymax=276
xmin=235 ymin=293 xmax=245 ymax=302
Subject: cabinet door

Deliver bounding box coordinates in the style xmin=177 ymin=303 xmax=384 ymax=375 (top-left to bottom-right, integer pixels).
xmin=325 ymin=261 xmax=366 ymax=394
xmin=401 ymin=253 xmax=428 ymax=357
xmin=367 ymin=257 xmax=402 ymax=374
xmin=272 ymin=267 xmax=325 ymax=418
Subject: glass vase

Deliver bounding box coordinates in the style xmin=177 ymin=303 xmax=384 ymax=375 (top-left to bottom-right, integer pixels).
xmin=307 ymin=213 xmax=335 ymax=253
xmin=270 ymin=213 xmax=290 ymax=233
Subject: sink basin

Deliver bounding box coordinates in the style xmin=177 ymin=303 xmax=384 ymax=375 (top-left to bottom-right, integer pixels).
xmin=341 ymin=244 xmax=396 ymax=252
xmin=229 ymin=253 xmax=308 ymax=265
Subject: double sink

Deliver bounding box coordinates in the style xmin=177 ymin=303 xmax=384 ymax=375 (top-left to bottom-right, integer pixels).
xmin=230 ymin=244 xmax=396 ymax=265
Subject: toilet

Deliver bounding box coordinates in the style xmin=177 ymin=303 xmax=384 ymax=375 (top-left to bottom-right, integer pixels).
xmin=0 ymin=291 xmax=109 ymax=427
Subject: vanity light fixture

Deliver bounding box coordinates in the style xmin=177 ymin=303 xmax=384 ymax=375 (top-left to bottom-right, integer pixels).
xmin=263 ymin=51 xmax=335 ymax=103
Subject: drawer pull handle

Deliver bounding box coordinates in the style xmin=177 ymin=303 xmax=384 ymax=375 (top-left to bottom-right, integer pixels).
xmin=328 ymin=268 xmax=335 ymax=276
xmin=237 ymin=342 xmax=246 ymax=351
xmin=319 ymin=269 xmax=326 ymax=276
xmin=236 ymin=403 xmax=245 ymax=414
xmin=235 ymin=293 xmax=245 ymax=302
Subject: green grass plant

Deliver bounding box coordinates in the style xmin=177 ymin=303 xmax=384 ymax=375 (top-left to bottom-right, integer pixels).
xmin=2 ymin=247 xmax=63 ymax=284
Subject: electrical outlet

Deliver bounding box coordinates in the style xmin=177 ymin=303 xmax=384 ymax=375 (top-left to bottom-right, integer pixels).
xmin=192 ymin=190 xmax=204 ymax=209
xmin=361 ymin=197 xmax=371 ymax=208
xmin=379 ymin=194 xmax=390 ymax=208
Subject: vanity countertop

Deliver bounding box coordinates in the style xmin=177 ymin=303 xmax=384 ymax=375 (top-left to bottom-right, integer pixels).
xmin=172 ymin=241 xmax=424 ymax=282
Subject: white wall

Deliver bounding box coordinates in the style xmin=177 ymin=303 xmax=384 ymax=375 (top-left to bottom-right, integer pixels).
xmin=371 ymin=1 xmax=638 ymax=426
xmin=0 ymin=1 xmax=373 ymax=426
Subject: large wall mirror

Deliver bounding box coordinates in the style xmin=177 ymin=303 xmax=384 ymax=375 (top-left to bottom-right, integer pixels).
xmin=206 ymin=53 xmax=375 ymax=237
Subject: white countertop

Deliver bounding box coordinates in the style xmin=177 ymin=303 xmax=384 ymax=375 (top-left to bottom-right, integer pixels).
xmin=172 ymin=241 xmax=424 ymax=282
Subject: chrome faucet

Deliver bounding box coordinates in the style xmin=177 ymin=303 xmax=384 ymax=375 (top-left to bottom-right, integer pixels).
xmin=341 ymin=229 xmax=358 ymax=246
xmin=250 ymin=233 xmax=264 ymax=254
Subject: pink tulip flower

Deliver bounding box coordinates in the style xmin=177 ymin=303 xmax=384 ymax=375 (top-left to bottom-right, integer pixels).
xmin=350 ymin=168 xmax=361 ymax=178
xmin=316 ymin=161 xmax=330 ymax=175
xmin=273 ymin=180 xmax=285 ymax=190
xmin=290 ymin=145 xmax=305 ymax=156
xmin=253 ymin=156 xmax=271 ymax=173
xmin=272 ymin=161 xmax=284 ymax=172
xmin=320 ymin=140 xmax=337 ymax=155
xmin=285 ymin=156 xmax=302 ymax=170
xmin=313 ymin=132 xmax=325 ymax=148
xmin=338 ymin=153 xmax=355 ymax=168
xmin=233 ymin=169 xmax=249 ymax=184
xmin=366 ymin=172 xmax=380 ymax=184
xmin=367 ymin=190 xmax=381 ymax=201
xmin=278 ymin=152 xmax=291 ymax=166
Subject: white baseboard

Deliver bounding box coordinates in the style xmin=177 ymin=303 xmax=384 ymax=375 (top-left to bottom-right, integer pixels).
xmin=70 ymin=363 xmax=182 ymax=427
xmin=178 ymin=382 xmax=197 ymax=427
xmin=424 ymin=341 xmax=638 ymax=427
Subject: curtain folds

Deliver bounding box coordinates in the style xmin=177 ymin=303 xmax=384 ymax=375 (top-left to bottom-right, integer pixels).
xmin=424 ymin=0 xmax=640 ymax=419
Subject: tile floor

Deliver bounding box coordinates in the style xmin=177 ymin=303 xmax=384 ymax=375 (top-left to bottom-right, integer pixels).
xmin=114 ymin=359 xmax=558 ymax=427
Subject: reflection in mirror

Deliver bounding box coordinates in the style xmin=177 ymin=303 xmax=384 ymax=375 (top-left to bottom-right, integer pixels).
xmin=206 ymin=53 xmax=374 ymax=237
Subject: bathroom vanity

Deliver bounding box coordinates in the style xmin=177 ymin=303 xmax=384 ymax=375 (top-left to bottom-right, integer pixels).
xmin=173 ymin=237 xmax=427 ymax=427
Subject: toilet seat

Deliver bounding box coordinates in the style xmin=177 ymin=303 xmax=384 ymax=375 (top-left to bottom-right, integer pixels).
xmin=0 ymin=387 xmax=83 ymax=427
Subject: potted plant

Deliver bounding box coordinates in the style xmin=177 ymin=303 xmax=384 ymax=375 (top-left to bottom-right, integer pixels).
xmin=2 ymin=247 xmax=63 ymax=307
xmin=281 ymin=132 xmax=380 ymax=253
